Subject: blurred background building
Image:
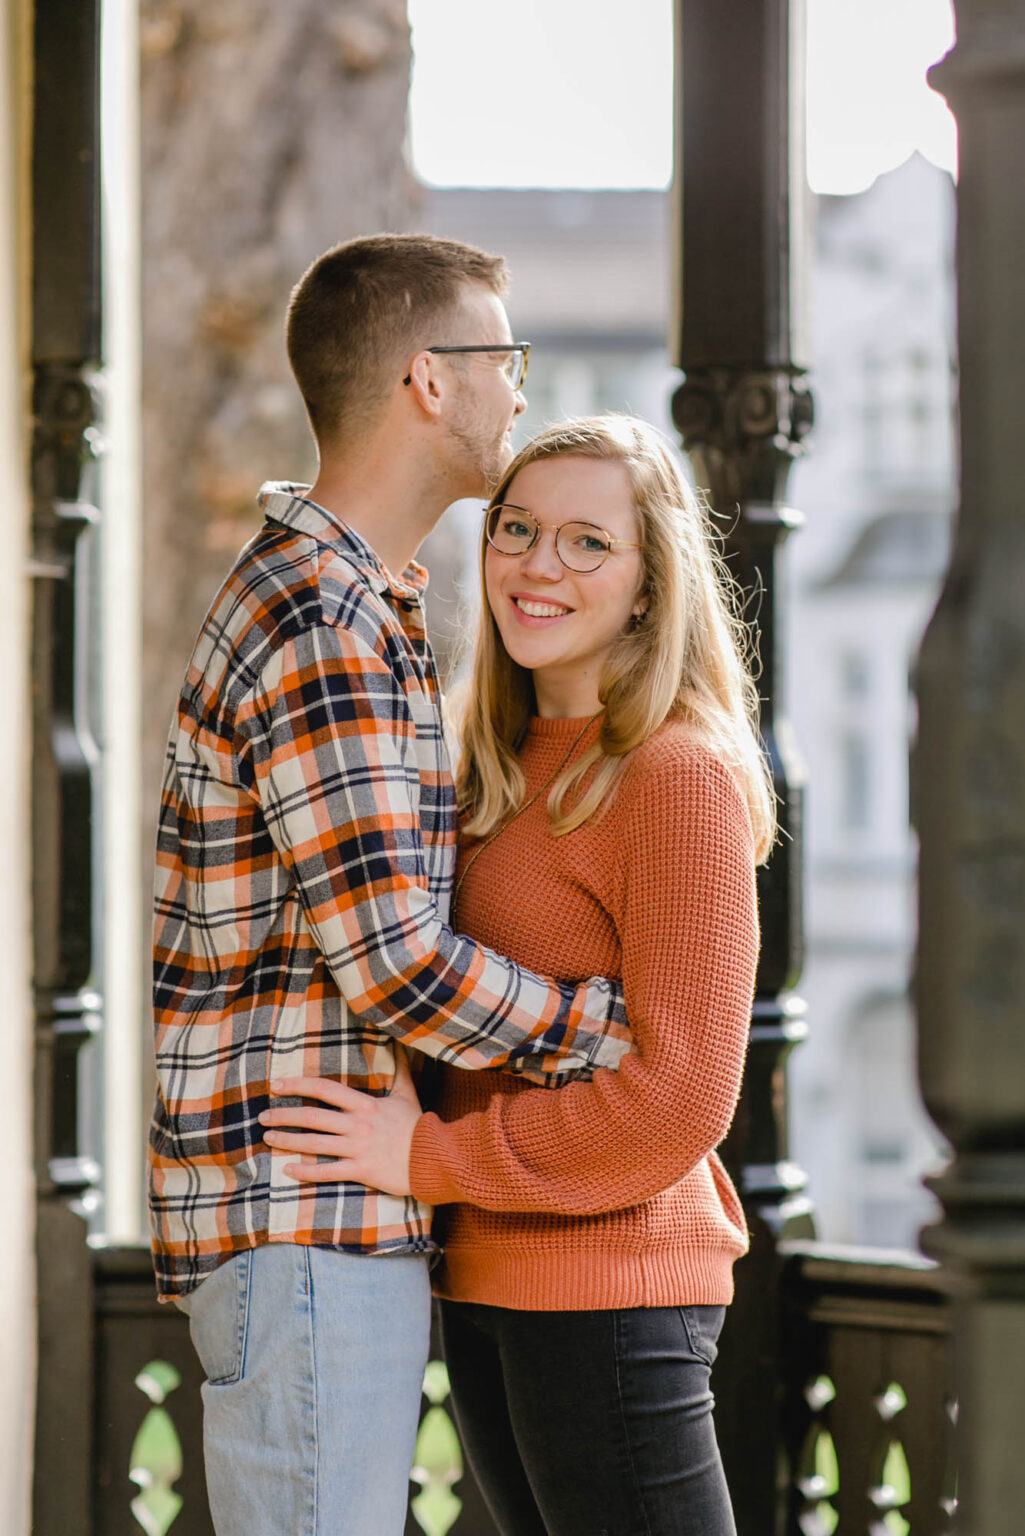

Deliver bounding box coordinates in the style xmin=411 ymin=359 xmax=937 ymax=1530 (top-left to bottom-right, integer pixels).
xmin=786 ymin=153 xmax=956 ymax=1248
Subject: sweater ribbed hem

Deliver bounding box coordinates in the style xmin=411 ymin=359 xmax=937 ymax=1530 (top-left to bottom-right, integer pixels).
xmin=432 ymin=1240 xmax=743 ymax=1312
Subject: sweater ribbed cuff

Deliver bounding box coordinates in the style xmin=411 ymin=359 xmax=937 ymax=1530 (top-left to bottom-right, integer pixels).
xmin=409 ymin=1113 xmax=463 ymax=1206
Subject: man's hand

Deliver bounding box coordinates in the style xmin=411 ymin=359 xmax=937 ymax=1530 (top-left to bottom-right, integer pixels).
xmin=259 ymin=1048 xmax=421 ymax=1196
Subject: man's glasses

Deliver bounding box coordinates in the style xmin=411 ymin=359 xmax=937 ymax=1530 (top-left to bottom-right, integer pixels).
xmin=485 ymin=504 xmax=640 ymax=575
xmin=402 ymin=343 xmax=530 ymax=391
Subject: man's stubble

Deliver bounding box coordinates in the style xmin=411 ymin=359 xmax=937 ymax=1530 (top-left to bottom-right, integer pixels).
xmin=447 ymin=379 xmax=516 ymax=499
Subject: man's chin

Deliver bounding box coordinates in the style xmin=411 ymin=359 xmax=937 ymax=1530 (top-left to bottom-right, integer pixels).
xmin=451 ymin=432 xmax=515 ymax=501
xmin=483 ymin=434 xmax=516 ymax=490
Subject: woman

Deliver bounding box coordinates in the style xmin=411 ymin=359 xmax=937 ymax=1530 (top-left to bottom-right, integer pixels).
xmin=261 ymin=415 xmax=774 ymax=1535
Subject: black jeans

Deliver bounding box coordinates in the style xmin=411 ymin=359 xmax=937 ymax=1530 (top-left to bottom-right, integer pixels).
xmin=439 ymin=1299 xmax=737 ymax=1536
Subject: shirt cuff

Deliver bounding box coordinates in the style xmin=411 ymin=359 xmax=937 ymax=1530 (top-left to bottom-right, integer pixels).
xmin=587 ymin=1028 xmax=633 ymax=1073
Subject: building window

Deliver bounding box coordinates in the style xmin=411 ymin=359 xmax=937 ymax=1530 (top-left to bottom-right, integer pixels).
xmin=840 ymin=729 xmax=872 ymax=833
xmin=837 ymin=649 xmax=873 ymax=836
xmin=840 ymin=649 xmax=871 ymax=700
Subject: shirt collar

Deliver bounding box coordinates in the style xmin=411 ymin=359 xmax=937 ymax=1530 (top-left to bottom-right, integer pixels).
xmin=257 ymin=481 xmax=429 ymax=602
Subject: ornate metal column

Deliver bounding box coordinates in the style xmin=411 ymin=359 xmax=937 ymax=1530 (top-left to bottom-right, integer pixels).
xmin=916 ymin=9 xmax=1025 ymax=1534
xmin=671 ymin=3 xmax=813 ymax=1529
xmin=30 ymin=0 xmax=105 ymax=1529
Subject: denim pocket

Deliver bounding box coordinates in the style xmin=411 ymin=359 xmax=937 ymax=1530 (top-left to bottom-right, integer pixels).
xmin=678 ymin=1303 xmax=726 ymax=1367
xmin=187 ymin=1250 xmax=252 ymax=1385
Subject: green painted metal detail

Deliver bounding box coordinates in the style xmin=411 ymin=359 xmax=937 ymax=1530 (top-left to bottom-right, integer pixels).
xmin=129 ymin=1360 xmax=184 ymax=1535
xmin=804 ymin=1374 xmax=836 ymax=1412
xmin=136 ymin=1360 xmax=182 ymax=1405
xmin=422 ymin=1359 xmax=452 ymax=1406
xmin=796 ymin=1376 xmax=839 ymax=1536
xmin=797 ymin=1424 xmax=839 ymax=1502
xmin=870 ymin=1435 xmax=912 ymax=1520
xmin=865 ymin=1413 xmax=912 ymax=1536
xmin=881 ymin=1439 xmax=912 ymax=1504
xmin=798 ymin=1502 xmax=839 ymax=1536
xmin=874 ymin=1381 xmax=908 ymax=1422
xmin=411 ymin=1359 xmax=464 ymax=1536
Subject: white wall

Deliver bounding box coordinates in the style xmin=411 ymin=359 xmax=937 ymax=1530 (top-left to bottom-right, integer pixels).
xmin=100 ymin=0 xmax=145 ymax=1243
xmin=0 ymin=0 xmax=37 ymax=1528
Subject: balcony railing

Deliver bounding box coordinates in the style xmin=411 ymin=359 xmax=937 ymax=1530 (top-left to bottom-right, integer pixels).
xmin=90 ymin=1241 xmax=954 ymax=1536
xmin=779 ymin=1242 xmax=956 ymax=1536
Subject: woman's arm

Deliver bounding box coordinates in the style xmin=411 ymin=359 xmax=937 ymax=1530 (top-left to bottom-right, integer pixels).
xmin=407 ymin=744 xmax=759 ymax=1214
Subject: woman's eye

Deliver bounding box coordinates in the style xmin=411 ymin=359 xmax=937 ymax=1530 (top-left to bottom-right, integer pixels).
xmin=501 ymin=519 xmax=532 ymax=539
xmin=576 ymin=534 xmax=608 ymax=554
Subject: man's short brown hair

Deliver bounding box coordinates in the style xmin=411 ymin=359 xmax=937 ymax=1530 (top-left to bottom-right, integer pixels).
xmin=285 ymin=233 xmax=508 ymax=448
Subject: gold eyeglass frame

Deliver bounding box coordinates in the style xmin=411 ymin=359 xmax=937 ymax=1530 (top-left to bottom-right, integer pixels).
xmin=485 ymin=503 xmax=641 ymax=574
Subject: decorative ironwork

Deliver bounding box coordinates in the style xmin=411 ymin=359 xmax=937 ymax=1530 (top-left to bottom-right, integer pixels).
xmin=129 ymin=1360 xmax=184 ymax=1535
xmin=673 ymin=359 xmax=815 ymax=1263
xmin=30 ymin=3 xmax=105 ymax=1532
xmin=93 ymin=1247 xmax=214 ymax=1536
xmin=84 ymin=1244 xmax=960 ymax=1536
xmin=781 ymin=1245 xmax=955 ymax=1535
xmin=671 ymin=3 xmax=814 ymax=1528
xmin=92 ymin=1255 xmax=494 ymax=1536
xmin=673 ymin=366 xmax=814 ymax=514
xmin=410 ymin=1360 xmax=465 ymax=1536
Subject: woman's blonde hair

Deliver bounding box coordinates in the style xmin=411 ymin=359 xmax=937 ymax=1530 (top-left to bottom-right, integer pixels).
xmin=455 ymin=414 xmax=777 ymax=863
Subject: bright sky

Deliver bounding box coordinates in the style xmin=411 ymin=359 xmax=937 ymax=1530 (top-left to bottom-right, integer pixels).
xmin=408 ymin=0 xmax=957 ymax=196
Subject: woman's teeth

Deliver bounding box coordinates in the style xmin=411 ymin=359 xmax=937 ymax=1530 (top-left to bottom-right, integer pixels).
xmin=514 ymin=599 xmax=571 ymax=618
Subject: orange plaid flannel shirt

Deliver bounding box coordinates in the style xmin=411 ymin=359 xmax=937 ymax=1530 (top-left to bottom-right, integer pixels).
xmin=149 ymin=485 xmax=631 ymax=1299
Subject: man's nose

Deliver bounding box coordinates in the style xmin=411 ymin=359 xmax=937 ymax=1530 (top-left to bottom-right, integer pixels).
xmin=513 ymin=388 xmax=527 ymax=417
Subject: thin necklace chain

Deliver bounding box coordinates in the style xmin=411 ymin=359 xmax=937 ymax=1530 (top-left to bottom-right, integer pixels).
xmin=453 ymin=711 xmax=602 ymax=914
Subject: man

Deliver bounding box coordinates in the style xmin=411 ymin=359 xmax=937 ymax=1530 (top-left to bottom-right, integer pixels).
xmin=149 ymin=234 xmax=631 ymax=1536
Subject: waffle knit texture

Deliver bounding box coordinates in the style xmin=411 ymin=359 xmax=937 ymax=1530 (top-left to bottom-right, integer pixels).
xmin=408 ymin=714 xmax=759 ymax=1311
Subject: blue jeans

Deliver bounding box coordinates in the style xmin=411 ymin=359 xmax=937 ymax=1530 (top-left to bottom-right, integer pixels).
xmin=177 ymin=1244 xmax=432 ymax=1536
xmin=440 ymin=1300 xmax=736 ymax=1536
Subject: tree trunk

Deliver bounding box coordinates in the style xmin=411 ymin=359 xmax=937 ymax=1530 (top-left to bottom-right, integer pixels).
xmin=139 ymin=0 xmax=417 ymax=825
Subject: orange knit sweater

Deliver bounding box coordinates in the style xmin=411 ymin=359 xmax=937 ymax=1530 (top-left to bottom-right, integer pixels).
xmin=407 ymin=714 xmax=759 ymax=1311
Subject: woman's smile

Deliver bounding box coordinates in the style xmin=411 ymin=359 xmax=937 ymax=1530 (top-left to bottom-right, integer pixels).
xmin=509 ymin=592 xmax=576 ymax=624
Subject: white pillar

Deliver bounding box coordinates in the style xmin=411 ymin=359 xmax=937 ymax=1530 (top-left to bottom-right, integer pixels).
xmin=0 ymin=0 xmax=38 ymax=1527
xmin=99 ymin=0 xmax=145 ymax=1242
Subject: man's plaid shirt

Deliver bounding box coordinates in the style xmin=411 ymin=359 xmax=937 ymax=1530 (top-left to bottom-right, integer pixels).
xmin=150 ymin=484 xmax=631 ymax=1299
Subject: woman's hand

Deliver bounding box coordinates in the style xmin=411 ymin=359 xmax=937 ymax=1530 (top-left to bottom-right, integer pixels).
xmin=259 ymin=1048 xmax=422 ymax=1196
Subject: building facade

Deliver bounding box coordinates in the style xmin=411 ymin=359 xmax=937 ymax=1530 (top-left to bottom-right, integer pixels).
xmin=788 ymin=153 xmax=956 ymax=1248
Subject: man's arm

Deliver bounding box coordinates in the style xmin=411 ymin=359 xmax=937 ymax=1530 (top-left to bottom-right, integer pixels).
xmin=242 ymin=622 xmax=630 ymax=1080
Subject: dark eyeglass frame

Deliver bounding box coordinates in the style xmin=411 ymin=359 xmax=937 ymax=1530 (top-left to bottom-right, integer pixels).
xmin=402 ymin=342 xmax=530 ymax=390
xmin=485 ymin=503 xmax=641 ymax=574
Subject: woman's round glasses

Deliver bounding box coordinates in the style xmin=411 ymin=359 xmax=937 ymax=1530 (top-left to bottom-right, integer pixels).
xmin=486 ymin=504 xmax=640 ymax=575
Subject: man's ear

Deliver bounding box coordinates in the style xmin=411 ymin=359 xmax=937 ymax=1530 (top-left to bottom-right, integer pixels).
xmin=403 ymin=353 xmax=444 ymax=419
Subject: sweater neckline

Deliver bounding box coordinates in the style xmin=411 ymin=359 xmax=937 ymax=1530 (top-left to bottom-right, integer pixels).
xmin=526 ymin=712 xmax=603 ymax=741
